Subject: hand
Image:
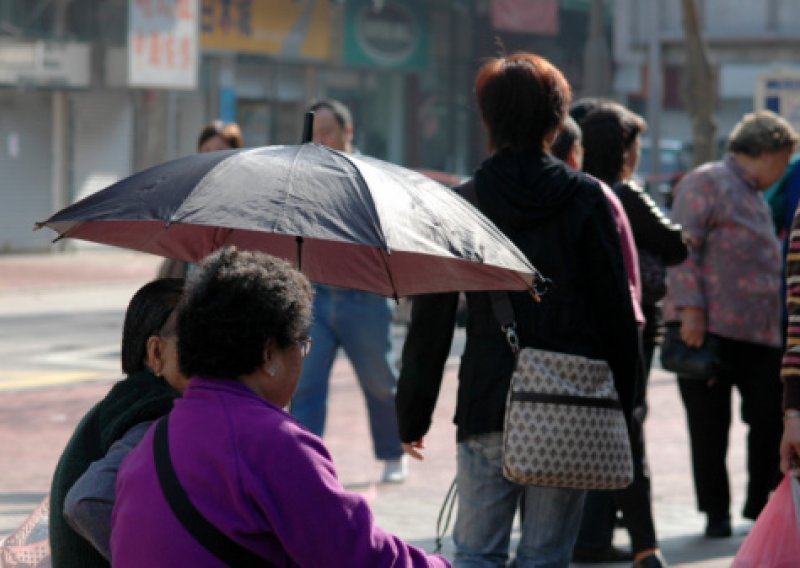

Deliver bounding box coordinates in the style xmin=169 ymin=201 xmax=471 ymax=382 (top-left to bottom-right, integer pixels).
xmin=680 ymin=307 xmax=706 ymax=348
xmin=780 ymin=414 xmax=800 ymax=475
xmin=402 ymin=439 xmax=426 ymax=461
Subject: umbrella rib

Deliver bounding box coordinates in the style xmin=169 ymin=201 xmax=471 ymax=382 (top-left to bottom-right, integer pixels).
xmin=333 ymin=151 xmax=390 ymax=249
xmin=296 ymin=236 xmax=303 ymax=271
xmin=378 ymin=249 xmax=399 ymax=304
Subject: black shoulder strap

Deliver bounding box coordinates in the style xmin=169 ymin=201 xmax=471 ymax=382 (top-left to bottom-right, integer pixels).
xmin=488 ymin=291 xmax=515 ymax=328
xmin=456 ymin=180 xmax=517 ymax=332
xmin=153 ymin=416 xmax=270 ymax=567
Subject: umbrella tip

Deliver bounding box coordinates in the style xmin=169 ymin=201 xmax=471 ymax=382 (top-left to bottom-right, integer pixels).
xmin=301 ymin=112 xmax=315 ymax=144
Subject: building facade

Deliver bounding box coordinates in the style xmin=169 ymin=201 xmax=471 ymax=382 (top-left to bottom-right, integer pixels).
xmin=1 ymin=0 xmax=595 ymax=252
xmin=614 ymin=0 xmax=800 ymax=151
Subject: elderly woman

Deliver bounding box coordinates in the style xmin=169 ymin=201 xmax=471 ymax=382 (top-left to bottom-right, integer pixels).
xmin=397 ymin=53 xmax=640 ymax=566
xmin=111 ymin=247 xmax=449 ymax=567
xmin=666 ymin=110 xmax=797 ymax=538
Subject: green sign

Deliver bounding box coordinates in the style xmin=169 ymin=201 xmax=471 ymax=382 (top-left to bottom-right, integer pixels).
xmin=344 ymin=0 xmax=428 ymax=69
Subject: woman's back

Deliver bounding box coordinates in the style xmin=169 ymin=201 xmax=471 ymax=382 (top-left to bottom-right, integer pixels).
xmin=113 ymin=378 xmax=448 ymax=567
xmin=399 ymin=151 xmax=639 ymax=443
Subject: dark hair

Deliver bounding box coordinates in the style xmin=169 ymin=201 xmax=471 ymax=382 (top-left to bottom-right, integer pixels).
xmin=177 ymin=247 xmax=314 ymax=379
xmin=551 ymin=115 xmax=582 ymax=162
xmin=120 ymin=278 xmax=184 ymax=375
xmin=569 ymin=97 xmax=604 ymax=124
xmin=474 ymin=52 xmax=571 ymax=154
xmin=579 ymin=103 xmax=646 ymax=185
xmin=196 ymin=120 xmax=244 ymax=150
xmin=307 ymin=99 xmax=353 ymax=129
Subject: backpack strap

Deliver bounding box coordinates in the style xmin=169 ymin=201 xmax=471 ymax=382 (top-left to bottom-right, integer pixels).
xmin=153 ymin=415 xmax=270 ymax=567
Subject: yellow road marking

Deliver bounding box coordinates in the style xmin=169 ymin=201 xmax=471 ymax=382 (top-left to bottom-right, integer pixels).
xmin=0 ymin=370 xmax=110 ymax=391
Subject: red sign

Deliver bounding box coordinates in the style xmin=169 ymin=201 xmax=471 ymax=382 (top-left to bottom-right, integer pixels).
xmin=491 ymin=0 xmax=559 ymax=36
xmin=129 ymin=0 xmax=198 ymax=89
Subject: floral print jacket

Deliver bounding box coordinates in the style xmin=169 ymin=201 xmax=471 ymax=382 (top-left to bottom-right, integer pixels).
xmin=664 ymin=156 xmax=783 ymax=349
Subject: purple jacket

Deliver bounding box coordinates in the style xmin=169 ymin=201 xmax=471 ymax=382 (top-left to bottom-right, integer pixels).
xmin=111 ymin=378 xmax=450 ymax=567
xmin=599 ymin=179 xmax=644 ymax=326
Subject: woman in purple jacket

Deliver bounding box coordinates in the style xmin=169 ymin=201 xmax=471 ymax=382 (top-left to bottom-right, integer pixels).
xmin=111 ymin=247 xmax=449 ymax=567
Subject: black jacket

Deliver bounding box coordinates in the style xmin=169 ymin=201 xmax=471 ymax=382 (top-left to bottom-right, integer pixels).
xmin=50 ymin=370 xmax=178 ymax=568
xmin=396 ymin=151 xmax=640 ymax=443
xmin=613 ymin=180 xmax=686 ymax=266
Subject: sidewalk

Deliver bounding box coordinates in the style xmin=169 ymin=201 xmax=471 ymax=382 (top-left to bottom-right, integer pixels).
xmin=0 ymin=248 xmax=750 ymax=566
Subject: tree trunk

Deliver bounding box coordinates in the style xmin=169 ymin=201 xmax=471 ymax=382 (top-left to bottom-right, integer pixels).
xmin=681 ymin=0 xmax=717 ymax=167
xmin=581 ymin=0 xmax=612 ymax=97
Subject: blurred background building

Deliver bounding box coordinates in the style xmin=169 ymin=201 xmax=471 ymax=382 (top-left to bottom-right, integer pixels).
xmin=2 ymin=0 xmax=799 ymax=252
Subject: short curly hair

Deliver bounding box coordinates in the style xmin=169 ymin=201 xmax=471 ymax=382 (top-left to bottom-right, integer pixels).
xmin=727 ymin=110 xmax=798 ymax=157
xmin=177 ymin=247 xmax=314 ymax=379
xmin=475 ymin=52 xmax=571 ymax=155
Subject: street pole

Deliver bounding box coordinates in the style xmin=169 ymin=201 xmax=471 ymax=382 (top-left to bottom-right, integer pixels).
xmin=51 ymin=0 xmax=71 ymax=251
xmin=646 ymin=0 xmax=662 ymax=192
xmin=582 ymin=0 xmax=611 ymax=98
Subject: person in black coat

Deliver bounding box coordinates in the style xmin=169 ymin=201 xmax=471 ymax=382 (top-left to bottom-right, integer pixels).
xmin=569 ymin=102 xmax=685 ymax=567
xmin=580 ymin=103 xmax=687 ymax=373
xmin=396 ymin=52 xmax=640 ymax=567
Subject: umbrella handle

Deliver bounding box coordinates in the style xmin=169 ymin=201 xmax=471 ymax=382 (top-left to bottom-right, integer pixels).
xmin=302 ymin=112 xmax=314 ymax=144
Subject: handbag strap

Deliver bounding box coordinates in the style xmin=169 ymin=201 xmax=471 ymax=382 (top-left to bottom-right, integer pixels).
xmin=153 ymin=415 xmax=269 ymax=567
xmin=489 ymin=291 xmax=521 ymax=356
xmin=457 ymin=180 xmax=521 ymax=356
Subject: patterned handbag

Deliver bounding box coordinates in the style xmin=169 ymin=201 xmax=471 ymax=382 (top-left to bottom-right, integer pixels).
xmin=490 ymin=293 xmax=634 ymax=490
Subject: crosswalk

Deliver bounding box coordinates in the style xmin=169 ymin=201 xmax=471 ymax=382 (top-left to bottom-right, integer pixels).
xmin=0 ymin=370 xmax=112 ymax=392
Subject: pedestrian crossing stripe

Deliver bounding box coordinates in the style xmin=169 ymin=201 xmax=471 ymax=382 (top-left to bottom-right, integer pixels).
xmin=0 ymin=370 xmax=110 ymax=392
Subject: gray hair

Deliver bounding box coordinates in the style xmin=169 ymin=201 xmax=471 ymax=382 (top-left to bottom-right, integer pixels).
xmin=727 ymin=110 xmax=798 ymax=156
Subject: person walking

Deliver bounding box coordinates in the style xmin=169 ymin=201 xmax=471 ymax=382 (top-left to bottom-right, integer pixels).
xmin=781 ymin=205 xmax=800 ymax=473
xmin=290 ymin=99 xmax=407 ymax=483
xmin=665 ymin=110 xmax=797 ymax=537
xmin=571 ymin=102 xmax=685 ymax=567
xmin=397 ymin=53 xmax=640 ymax=567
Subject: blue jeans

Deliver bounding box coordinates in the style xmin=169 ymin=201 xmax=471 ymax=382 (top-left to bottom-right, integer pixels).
xmin=291 ymin=285 xmax=403 ymax=460
xmin=454 ymin=432 xmax=585 ymax=567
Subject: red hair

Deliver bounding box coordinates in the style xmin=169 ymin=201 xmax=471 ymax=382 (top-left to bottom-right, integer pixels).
xmin=475 ymin=52 xmax=571 ymax=154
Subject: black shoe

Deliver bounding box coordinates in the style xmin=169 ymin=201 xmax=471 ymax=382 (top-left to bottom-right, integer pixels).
xmin=742 ymin=500 xmax=766 ymax=521
xmin=572 ymin=545 xmax=634 ymax=563
xmin=704 ymin=516 xmax=732 ymax=538
xmin=633 ymin=551 xmax=668 ymax=568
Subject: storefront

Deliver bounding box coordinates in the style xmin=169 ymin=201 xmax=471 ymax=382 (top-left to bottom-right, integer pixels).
xmin=0 ymin=40 xmax=90 ymax=251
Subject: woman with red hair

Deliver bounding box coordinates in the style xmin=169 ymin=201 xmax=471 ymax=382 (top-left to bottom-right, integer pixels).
xmin=397 ymin=53 xmax=640 ymax=566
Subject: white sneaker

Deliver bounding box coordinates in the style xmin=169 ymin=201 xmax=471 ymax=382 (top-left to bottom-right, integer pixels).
xmin=381 ymin=456 xmax=407 ymax=483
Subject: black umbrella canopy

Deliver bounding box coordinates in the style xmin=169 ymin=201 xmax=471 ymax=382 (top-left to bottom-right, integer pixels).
xmin=36 ymin=144 xmax=543 ymax=298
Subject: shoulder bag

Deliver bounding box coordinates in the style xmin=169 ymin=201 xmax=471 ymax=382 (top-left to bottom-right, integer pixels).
xmin=490 ymin=293 xmax=634 ymax=490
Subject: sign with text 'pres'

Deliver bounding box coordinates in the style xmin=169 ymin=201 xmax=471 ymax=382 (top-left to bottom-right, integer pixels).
xmin=129 ymin=0 xmax=199 ymax=89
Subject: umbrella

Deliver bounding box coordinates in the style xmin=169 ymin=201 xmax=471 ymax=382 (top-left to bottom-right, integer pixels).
xmin=35 ymin=144 xmax=543 ymax=298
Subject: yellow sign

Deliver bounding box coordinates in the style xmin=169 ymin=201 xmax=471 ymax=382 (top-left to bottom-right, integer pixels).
xmin=200 ymin=0 xmax=331 ymax=60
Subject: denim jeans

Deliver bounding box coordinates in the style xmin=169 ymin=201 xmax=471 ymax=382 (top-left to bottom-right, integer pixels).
xmin=454 ymin=432 xmax=585 ymax=567
xmin=290 ymin=285 xmax=403 ymax=460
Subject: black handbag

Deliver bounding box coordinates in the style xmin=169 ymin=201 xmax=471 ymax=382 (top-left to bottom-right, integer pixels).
xmin=660 ymin=321 xmax=724 ymax=380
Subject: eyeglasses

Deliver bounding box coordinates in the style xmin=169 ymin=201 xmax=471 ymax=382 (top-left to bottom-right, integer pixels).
xmin=296 ymin=336 xmax=313 ymax=358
